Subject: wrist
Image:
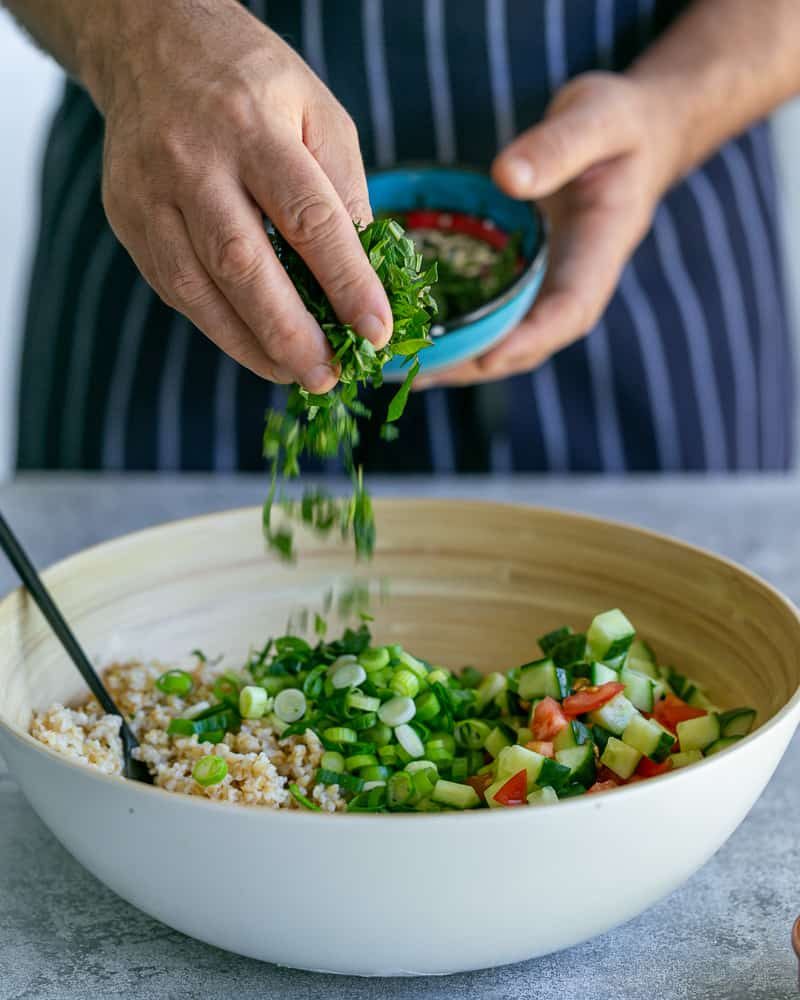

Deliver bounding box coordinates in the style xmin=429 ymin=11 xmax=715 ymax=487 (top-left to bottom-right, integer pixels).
xmin=625 ymin=69 xmax=690 ymax=198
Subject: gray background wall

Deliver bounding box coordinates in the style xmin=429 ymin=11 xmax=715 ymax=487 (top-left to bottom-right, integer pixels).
xmin=2 ymin=9 xmax=799 ymax=478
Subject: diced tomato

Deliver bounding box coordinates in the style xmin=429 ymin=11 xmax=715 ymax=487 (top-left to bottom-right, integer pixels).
xmin=562 ymin=682 xmax=625 ymax=718
xmin=466 ymin=773 xmax=494 ymax=802
xmin=636 ymin=756 xmax=673 ymax=779
xmin=531 ymin=697 xmax=569 ymax=741
xmin=586 ymin=780 xmax=618 ymax=795
xmin=525 ymin=740 xmax=554 ymax=758
xmin=653 ymin=694 xmax=706 ymax=733
xmin=491 ymin=768 xmax=527 ymax=806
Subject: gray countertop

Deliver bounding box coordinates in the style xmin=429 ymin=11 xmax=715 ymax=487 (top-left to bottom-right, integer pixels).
xmin=1 ymin=473 xmax=799 ymax=1000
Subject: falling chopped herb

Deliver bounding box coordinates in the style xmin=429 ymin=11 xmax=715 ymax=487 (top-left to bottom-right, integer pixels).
xmin=263 ymin=219 xmax=437 ymax=561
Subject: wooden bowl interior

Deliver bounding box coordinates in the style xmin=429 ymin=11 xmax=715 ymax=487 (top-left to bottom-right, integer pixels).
xmin=1 ymin=501 xmax=799 ymax=734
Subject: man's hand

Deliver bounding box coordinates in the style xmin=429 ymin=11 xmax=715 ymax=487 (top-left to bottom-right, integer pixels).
xmin=418 ymin=73 xmax=674 ymax=387
xmin=82 ymin=0 xmax=391 ymax=393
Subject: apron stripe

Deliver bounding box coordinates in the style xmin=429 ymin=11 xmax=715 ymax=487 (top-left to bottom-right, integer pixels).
xmin=157 ymin=314 xmax=191 ymax=471
xmin=423 ymin=0 xmax=457 ymax=163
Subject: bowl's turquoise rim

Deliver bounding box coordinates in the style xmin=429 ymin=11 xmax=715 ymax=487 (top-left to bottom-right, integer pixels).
xmin=367 ymin=164 xmax=549 ymax=338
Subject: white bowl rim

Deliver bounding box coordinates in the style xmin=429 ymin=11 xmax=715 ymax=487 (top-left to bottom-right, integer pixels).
xmin=2 ymin=498 xmax=799 ymax=828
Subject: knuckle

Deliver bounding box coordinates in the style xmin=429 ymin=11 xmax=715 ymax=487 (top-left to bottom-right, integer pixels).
xmin=279 ymin=191 xmax=338 ymax=249
xmin=220 ymin=88 xmax=260 ymax=136
xmin=209 ymin=231 xmax=263 ymax=288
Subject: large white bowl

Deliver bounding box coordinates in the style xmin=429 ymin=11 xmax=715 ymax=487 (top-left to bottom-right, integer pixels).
xmin=1 ymin=501 xmax=799 ymax=976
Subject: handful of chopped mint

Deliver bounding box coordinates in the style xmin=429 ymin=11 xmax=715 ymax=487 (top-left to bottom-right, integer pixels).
xmin=263 ymin=219 xmax=437 ymax=561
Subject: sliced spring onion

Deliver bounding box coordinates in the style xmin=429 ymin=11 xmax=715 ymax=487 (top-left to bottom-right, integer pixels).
xmin=390 ymin=668 xmax=420 ymax=698
xmin=387 ymin=771 xmax=414 ymax=807
xmin=361 ymin=780 xmax=387 ymax=791
xmin=274 ymin=688 xmax=307 ymax=723
xmin=345 ymin=753 xmax=379 ymax=771
xmin=431 ymin=779 xmax=480 ymax=809
xmin=413 ymin=690 xmax=440 ymax=721
xmin=155 ymin=669 xmax=194 ymax=697
xmin=395 ymin=722 xmax=425 ymax=759
xmin=350 ymin=711 xmax=379 ymax=731
xmin=192 ymin=754 xmax=228 ymax=787
xmin=239 ymin=685 xmax=270 ymax=719
xmin=322 ymin=726 xmax=358 ymax=744
xmin=289 ymin=782 xmax=321 ymax=811
xmin=405 ymin=759 xmax=438 ymax=776
xmin=331 ymin=663 xmax=368 ymax=690
xmin=396 ymin=651 xmax=429 ymax=679
xmin=426 ymin=668 xmax=450 ymax=686
xmin=377 ymin=695 xmax=416 ymax=727
xmin=344 ymin=691 xmax=380 ymax=713
xmin=360 ymin=764 xmax=391 ymax=782
xmin=213 ymin=672 xmax=242 ymax=705
xmin=359 ymin=647 xmax=390 ymax=673
xmin=316 ymin=768 xmax=364 ymax=792
xmin=454 ymin=718 xmax=492 ymax=750
xmin=320 ymin=750 xmax=345 ymax=773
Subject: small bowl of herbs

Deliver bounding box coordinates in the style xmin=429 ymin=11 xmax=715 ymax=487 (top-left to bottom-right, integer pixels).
xmin=368 ymin=165 xmax=548 ymax=379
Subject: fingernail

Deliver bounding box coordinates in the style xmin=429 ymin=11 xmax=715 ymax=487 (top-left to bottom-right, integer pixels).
xmin=302 ymin=363 xmax=337 ymax=393
xmin=355 ymin=312 xmax=391 ymax=347
xmin=505 ymin=156 xmax=535 ymax=191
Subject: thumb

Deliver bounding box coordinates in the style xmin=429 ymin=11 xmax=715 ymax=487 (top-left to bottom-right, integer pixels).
xmin=492 ymin=74 xmax=640 ymax=199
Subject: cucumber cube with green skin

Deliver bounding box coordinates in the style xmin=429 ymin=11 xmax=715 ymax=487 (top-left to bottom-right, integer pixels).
xmin=556 ymin=783 xmax=587 ymax=799
xmin=718 ymin=707 xmax=757 ymax=737
xmin=590 ymin=661 xmax=620 ymax=686
xmin=687 ymin=688 xmax=720 ymax=713
xmin=704 ymin=736 xmax=742 ymax=756
xmin=587 ymin=693 xmax=638 ymax=735
xmin=620 ymin=666 xmax=655 ymax=713
xmin=676 ymin=713 xmax=720 ymax=752
xmin=527 ymin=786 xmax=559 ymax=806
xmin=518 ymin=659 xmax=569 ymax=701
xmin=537 ymin=757 xmax=572 ymax=789
xmin=551 ymin=634 xmax=587 ymax=668
xmin=587 ymin=609 xmax=636 ymax=661
xmin=538 ymin=627 xmax=573 ymax=657
xmin=669 ymin=749 xmax=703 ymax=769
xmin=553 ymin=718 xmax=592 ymax=752
xmin=555 ymin=744 xmax=596 ymax=787
xmin=516 ymin=727 xmax=533 ymax=745
xmin=592 ymin=725 xmax=612 ymax=753
xmin=600 ymin=737 xmax=642 ymax=779
xmin=628 ymin=637 xmax=656 ymax=665
xmin=621 ymin=714 xmax=676 ymax=762
xmin=495 ymin=744 xmax=546 ymax=790
xmin=626 ymin=654 xmax=659 ymax=679
xmin=484 ymin=724 xmax=514 ymax=759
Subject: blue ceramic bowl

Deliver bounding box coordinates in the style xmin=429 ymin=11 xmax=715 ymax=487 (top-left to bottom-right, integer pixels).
xmin=368 ymin=166 xmax=548 ymax=379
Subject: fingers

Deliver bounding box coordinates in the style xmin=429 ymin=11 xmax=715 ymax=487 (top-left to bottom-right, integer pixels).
xmin=492 ymin=74 xmax=641 ymax=200
xmin=304 ymin=105 xmax=374 ymax=227
xmin=418 ymin=192 xmax=635 ymax=388
xmin=146 ymin=203 xmax=318 ymax=386
xmin=241 ymin=135 xmax=393 ymax=349
xmin=178 ymin=175 xmax=339 ymax=392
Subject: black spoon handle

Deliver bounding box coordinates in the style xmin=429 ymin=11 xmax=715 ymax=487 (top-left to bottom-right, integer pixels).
xmin=0 ymin=512 xmax=139 ymax=747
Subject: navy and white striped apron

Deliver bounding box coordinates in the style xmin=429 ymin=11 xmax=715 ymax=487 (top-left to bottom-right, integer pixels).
xmin=17 ymin=0 xmax=795 ymax=473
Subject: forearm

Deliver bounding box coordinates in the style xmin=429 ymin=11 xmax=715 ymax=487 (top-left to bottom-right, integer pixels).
xmin=630 ymin=0 xmax=800 ymax=191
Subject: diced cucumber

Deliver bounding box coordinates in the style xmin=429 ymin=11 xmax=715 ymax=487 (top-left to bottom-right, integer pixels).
xmin=516 ymin=727 xmax=534 ymax=745
xmin=704 ymin=736 xmax=742 ymax=756
xmin=587 ymin=609 xmax=636 ymax=661
xmin=676 ymin=713 xmax=720 ymax=752
xmin=431 ymin=779 xmax=480 ymax=809
xmin=651 ymin=676 xmax=669 ymax=701
xmin=570 ymin=661 xmax=593 ymax=679
xmin=552 ymin=718 xmax=592 ymax=752
xmin=538 ymin=626 xmax=573 ymax=657
xmin=527 ymin=786 xmax=559 ymax=806
xmin=551 ymin=634 xmax=587 ymax=668
xmin=590 ymin=661 xmax=620 ymax=686
xmin=518 ymin=659 xmax=569 ymax=701
xmin=687 ymin=688 xmax=720 ymax=713
xmin=556 ymin=783 xmax=587 ymax=799
xmin=485 ymin=724 xmax=514 ymax=759
xmin=670 ymin=749 xmax=703 ymax=769
xmin=495 ymin=744 xmax=545 ymax=790
xmin=625 ymin=638 xmax=658 ymax=678
xmin=600 ymin=736 xmax=641 ymax=779
xmin=587 ymin=693 xmax=638 ymax=735
xmin=621 ymin=714 xmax=675 ymax=762
xmin=592 ymin=725 xmax=612 ymax=753
xmin=718 ymin=707 xmax=757 ymax=738
xmin=537 ymin=757 xmax=572 ymax=789
xmin=620 ymin=666 xmax=655 ymax=713
xmin=555 ymin=744 xmax=596 ymax=787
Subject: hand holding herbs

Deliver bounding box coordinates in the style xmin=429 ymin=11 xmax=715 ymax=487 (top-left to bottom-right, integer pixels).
xmin=152 ymin=607 xmax=756 ymax=812
xmin=263 ymin=219 xmax=437 ymax=560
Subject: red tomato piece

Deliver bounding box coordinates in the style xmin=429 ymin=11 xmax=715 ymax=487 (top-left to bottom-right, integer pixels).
xmin=586 ymin=780 xmax=618 ymax=795
xmin=636 ymin=756 xmax=673 ymax=779
xmin=525 ymin=740 xmax=554 ymax=758
xmin=653 ymin=694 xmax=706 ymax=733
xmin=562 ymin=682 xmax=625 ymax=718
xmin=531 ymin=697 xmax=569 ymax=741
xmin=492 ymin=769 xmax=527 ymax=807
xmin=466 ymin=773 xmax=494 ymax=802
xmin=403 ymin=210 xmax=511 ymax=250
